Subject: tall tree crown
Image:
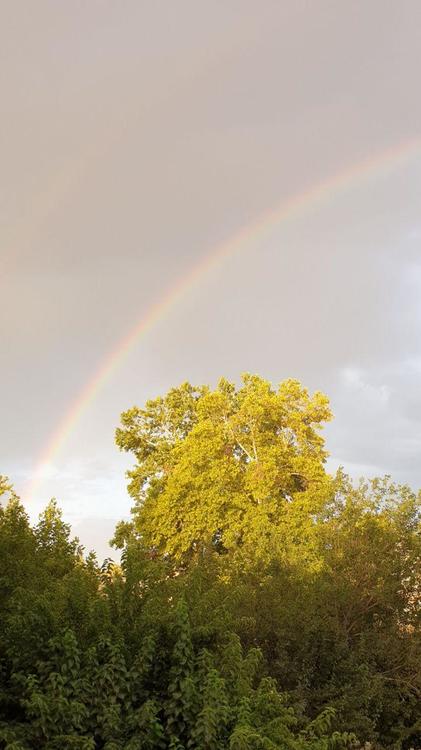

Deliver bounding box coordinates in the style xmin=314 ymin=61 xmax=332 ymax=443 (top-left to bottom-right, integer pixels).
xmin=116 ymin=375 xmax=332 ymax=561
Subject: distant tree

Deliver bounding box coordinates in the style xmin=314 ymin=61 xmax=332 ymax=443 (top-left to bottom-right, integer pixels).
xmin=115 ymin=375 xmax=332 ymax=565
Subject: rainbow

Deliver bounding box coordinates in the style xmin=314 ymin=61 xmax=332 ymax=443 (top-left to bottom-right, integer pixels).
xmin=25 ymin=135 xmax=421 ymax=502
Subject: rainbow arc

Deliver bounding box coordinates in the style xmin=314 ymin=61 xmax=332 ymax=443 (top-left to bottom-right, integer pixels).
xmin=25 ymin=136 xmax=421 ymax=502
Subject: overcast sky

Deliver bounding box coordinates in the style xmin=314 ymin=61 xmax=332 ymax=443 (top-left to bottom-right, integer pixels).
xmin=2 ymin=1 xmax=421 ymax=559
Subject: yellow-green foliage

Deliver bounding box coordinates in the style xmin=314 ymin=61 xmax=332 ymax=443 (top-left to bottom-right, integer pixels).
xmin=116 ymin=375 xmax=332 ymax=564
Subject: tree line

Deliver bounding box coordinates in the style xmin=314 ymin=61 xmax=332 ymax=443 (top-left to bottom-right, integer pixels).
xmin=0 ymin=375 xmax=420 ymax=749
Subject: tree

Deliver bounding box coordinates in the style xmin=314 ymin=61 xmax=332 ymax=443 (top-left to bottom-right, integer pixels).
xmin=115 ymin=375 xmax=332 ymax=566
xmin=1 ymin=373 xmax=419 ymax=748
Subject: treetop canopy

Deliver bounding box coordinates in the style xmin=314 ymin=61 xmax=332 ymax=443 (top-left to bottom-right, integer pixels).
xmin=115 ymin=374 xmax=333 ymax=562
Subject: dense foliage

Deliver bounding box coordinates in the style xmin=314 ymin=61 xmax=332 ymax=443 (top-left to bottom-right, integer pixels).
xmin=1 ymin=376 xmax=420 ymax=749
